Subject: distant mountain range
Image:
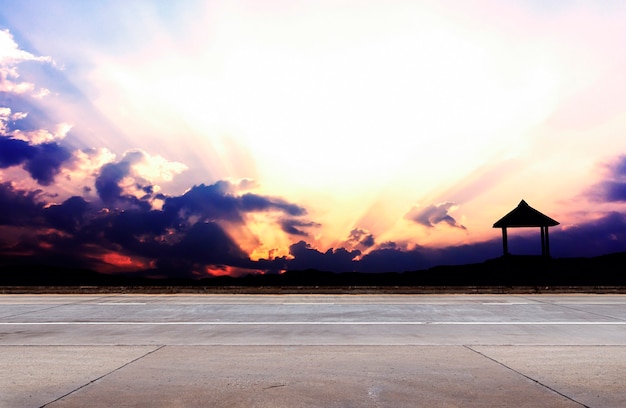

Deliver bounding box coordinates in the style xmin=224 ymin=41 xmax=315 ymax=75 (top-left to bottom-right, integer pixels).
xmin=1 ymin=252 xmax=625 ymax=291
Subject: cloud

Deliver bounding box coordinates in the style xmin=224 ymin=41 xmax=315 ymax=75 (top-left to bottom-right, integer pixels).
xmin=22 ymin=141 xmax=72 ymax=185
xmin=11 ymin=122 xmax=72 ymax=144
xmin=552 ymin=212 xmax=626 ymax=257
xmin=275 ymin=238 xmax=502 ymax=273
xmin=587 ymin=155 xmax=626 ymax=202
xmin=94 ymin=149 xmax=187 ymax=209
xmin=44 ymin=196 xmax=90 ymax=232
xmin=0 ymin=181 xmax=44 ymax=226
xmin=595 ymin=181 xmax=626 ymax=202
xmin=0 ymin=136 xmax=32 ymax=167
xmin=346 ymin=227 xmax=375 ymax=248
xmin=356 ymin=245 xmax=434 ymax=273
xmin=405 ymin=202 xmax=466 ymax=229
xmin=58 ymin=147 xmax=116 ymax=196
xmin=0 ymin=175 xmax=314 ymax=276
xmin=162 ymin=182 xmax=308 ymax=226
xmin=0 ymin=135 xmax=72 ymax=185
xmin=0 ymin=29 xmax=54 ymax=96
xmin=172 ymin=221 xmax=249 ymax=265
xmin=280 ymin=218 xmax=320 ymax=236
xmin=0 ymin=107 xmax=25 ymax=134
xmin=1 ymin=107 xmax=75 ymax=186
xmin=283 ymin=241 xmax=361 ymax=272
xmin=0 ymin=108 xmax=72 ymax=145
xmin=94 ymin=158 xmax=135 ymax=205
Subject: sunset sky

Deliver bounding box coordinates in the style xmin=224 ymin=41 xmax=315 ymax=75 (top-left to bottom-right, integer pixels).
xmin=1 ymin=0 xmax=625 ymax=277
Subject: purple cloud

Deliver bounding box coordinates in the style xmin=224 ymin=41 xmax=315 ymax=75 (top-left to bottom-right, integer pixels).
xmin=0 ymin=136 xmax=71 ymax=185
xmin=280 ymin=218 xmax=320 ymax=236
xmin=405 ymin=202 xmax=466 ymax=229
xmin=346 ymin=228 xmax=375 ymax=248
xmin=587 ymin=155 xmax=626 ymax=202
xmin=0 ymin=181 xmax=44 ymax=226
xmin=281 ymin=241 xmax=361 ymax=272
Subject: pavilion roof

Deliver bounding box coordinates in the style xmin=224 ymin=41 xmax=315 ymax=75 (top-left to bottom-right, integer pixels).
xmin=493 ymin=200 xmax=559 ymax=228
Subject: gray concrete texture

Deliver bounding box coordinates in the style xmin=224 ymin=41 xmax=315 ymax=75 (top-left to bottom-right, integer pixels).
xmin=5 ymin=345 xmax=610 ymax=408
xmin=1 ymin=294 xmax=625 ymax=407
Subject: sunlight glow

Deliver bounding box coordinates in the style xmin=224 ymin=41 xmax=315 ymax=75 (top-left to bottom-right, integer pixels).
xmin=83 ymin=1 xmax=568 ymax=255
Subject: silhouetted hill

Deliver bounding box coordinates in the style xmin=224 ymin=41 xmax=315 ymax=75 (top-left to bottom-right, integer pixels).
xmin=0 ymin=263 xmax=149 ymax=286
xmin=1 ymin=252 xmax=625 ymax=289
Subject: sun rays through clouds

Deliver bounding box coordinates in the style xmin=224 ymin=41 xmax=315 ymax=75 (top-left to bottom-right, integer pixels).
xmin=1 ymin=1 xmax=626 ymax=277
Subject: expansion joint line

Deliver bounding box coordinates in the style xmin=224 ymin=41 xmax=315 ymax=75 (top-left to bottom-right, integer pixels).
xmin=463 ymin=346 xmax=590 ymax=408
xmin=521 ymin=296 xmax=626 ymax=323
xmin=39 ymin=345 xmax=166 ymax=408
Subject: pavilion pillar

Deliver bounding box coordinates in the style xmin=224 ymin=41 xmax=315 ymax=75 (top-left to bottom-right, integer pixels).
xmin=501 ymin=227 xmax=508 ymax=256
xmin=540 ymin=226 xmax=546 ymax=257
xmin=545 ymin=227 xmax=551 ymax=258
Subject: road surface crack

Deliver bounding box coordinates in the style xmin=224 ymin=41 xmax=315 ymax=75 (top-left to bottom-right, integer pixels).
xmin=263 ymin=384 xmax=286 ymax=390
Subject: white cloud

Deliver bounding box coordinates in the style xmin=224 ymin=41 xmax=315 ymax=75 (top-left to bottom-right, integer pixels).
xmin=0 ymin=29 xmax=54 ymax=96
xmin=11 ymin=122 xmax=73 ymax=144
xmin=131 ymin=151 xmax=188 ymax=184
xmin=108 ymin=150 xmax=188 ymax=205
xmin=1 ymin=106 xmax=72 ymax=143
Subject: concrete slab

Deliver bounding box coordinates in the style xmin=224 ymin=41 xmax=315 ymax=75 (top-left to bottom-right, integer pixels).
xmin=2 ymin=295 xmax=625 ymax=407
xmin=0 ymin=346 xmax=159 ymax=408
xmin=472 ymin=346 xmax=626 ymax=408
xmin=46 ymin=346 xmax=581 ymax=408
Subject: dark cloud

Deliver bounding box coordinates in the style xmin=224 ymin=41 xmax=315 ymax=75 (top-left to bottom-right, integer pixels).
xmin=44 ymin=196 xmax=90 ymax=232
xmin=588 ymin=155 xmax=626 ymax=202
xmin=23 ymin=141 xmax=71 ymax=185
xmin=163 ymin=183 xmax=243 ymax=223
xmin=405 ymin=202 xmax=466 ymax=229
xmin=0 ymin=137 xmax=34 ymax=167
xmin=241 ymin=193 xmax=306 ymax=216
xmin=95 ymin=160 xmax=131 ymax=203
xmin=346 ymin=228 xmax=375 ymax=248
xmin=283 ymin=241 xmax=360 ymax=272
xmin=173 ymin=221 xmax=248 ymax=265
xmin=280 ymin=219 xmax=320 ymax=236
xmin=356 ymin=246 xmax=433 ymax=273
xmin=592 ymin=181 xmax=626 ymax=202
xmin=612 ymin=155 xmax=626 ymax=177
xmin=551 ymin=212 xmax=626 ymax=257
xmin=0 ymin=136 xmax=71 ymax=185
xmin=94 ymin=151 xmax=152 ymax=210
xmin=0 ymin=181 xmax=44 ymax=226
xmin=282 ymin=239 xmax=503 ymax=273
xmin=162 ymin=183 xmax=308 ymax=226
xmin=0 ymin=178 xmax=312 ymax=276
xmin=84 ymin=208 xmax=171 ymax=254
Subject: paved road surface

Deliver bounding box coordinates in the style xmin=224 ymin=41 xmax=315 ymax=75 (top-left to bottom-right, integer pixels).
xmin=1 ymin=294 xmax=625 ymax=407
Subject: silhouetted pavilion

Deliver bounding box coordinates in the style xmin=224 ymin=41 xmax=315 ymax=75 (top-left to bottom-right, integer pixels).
xmin=493 ymin=200 xmax=559 ymax=257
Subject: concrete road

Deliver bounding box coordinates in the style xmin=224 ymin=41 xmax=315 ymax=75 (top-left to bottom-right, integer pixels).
xmin=1 ymin=294 xmax=625 ymax=407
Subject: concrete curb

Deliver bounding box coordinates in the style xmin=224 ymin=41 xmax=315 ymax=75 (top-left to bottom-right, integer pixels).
xmin=2 ymin=285 xmax=626 ymax=294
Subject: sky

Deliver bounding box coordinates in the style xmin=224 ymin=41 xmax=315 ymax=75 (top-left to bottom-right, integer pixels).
xmin=1 ymin=0 xmax=625 ymax=278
